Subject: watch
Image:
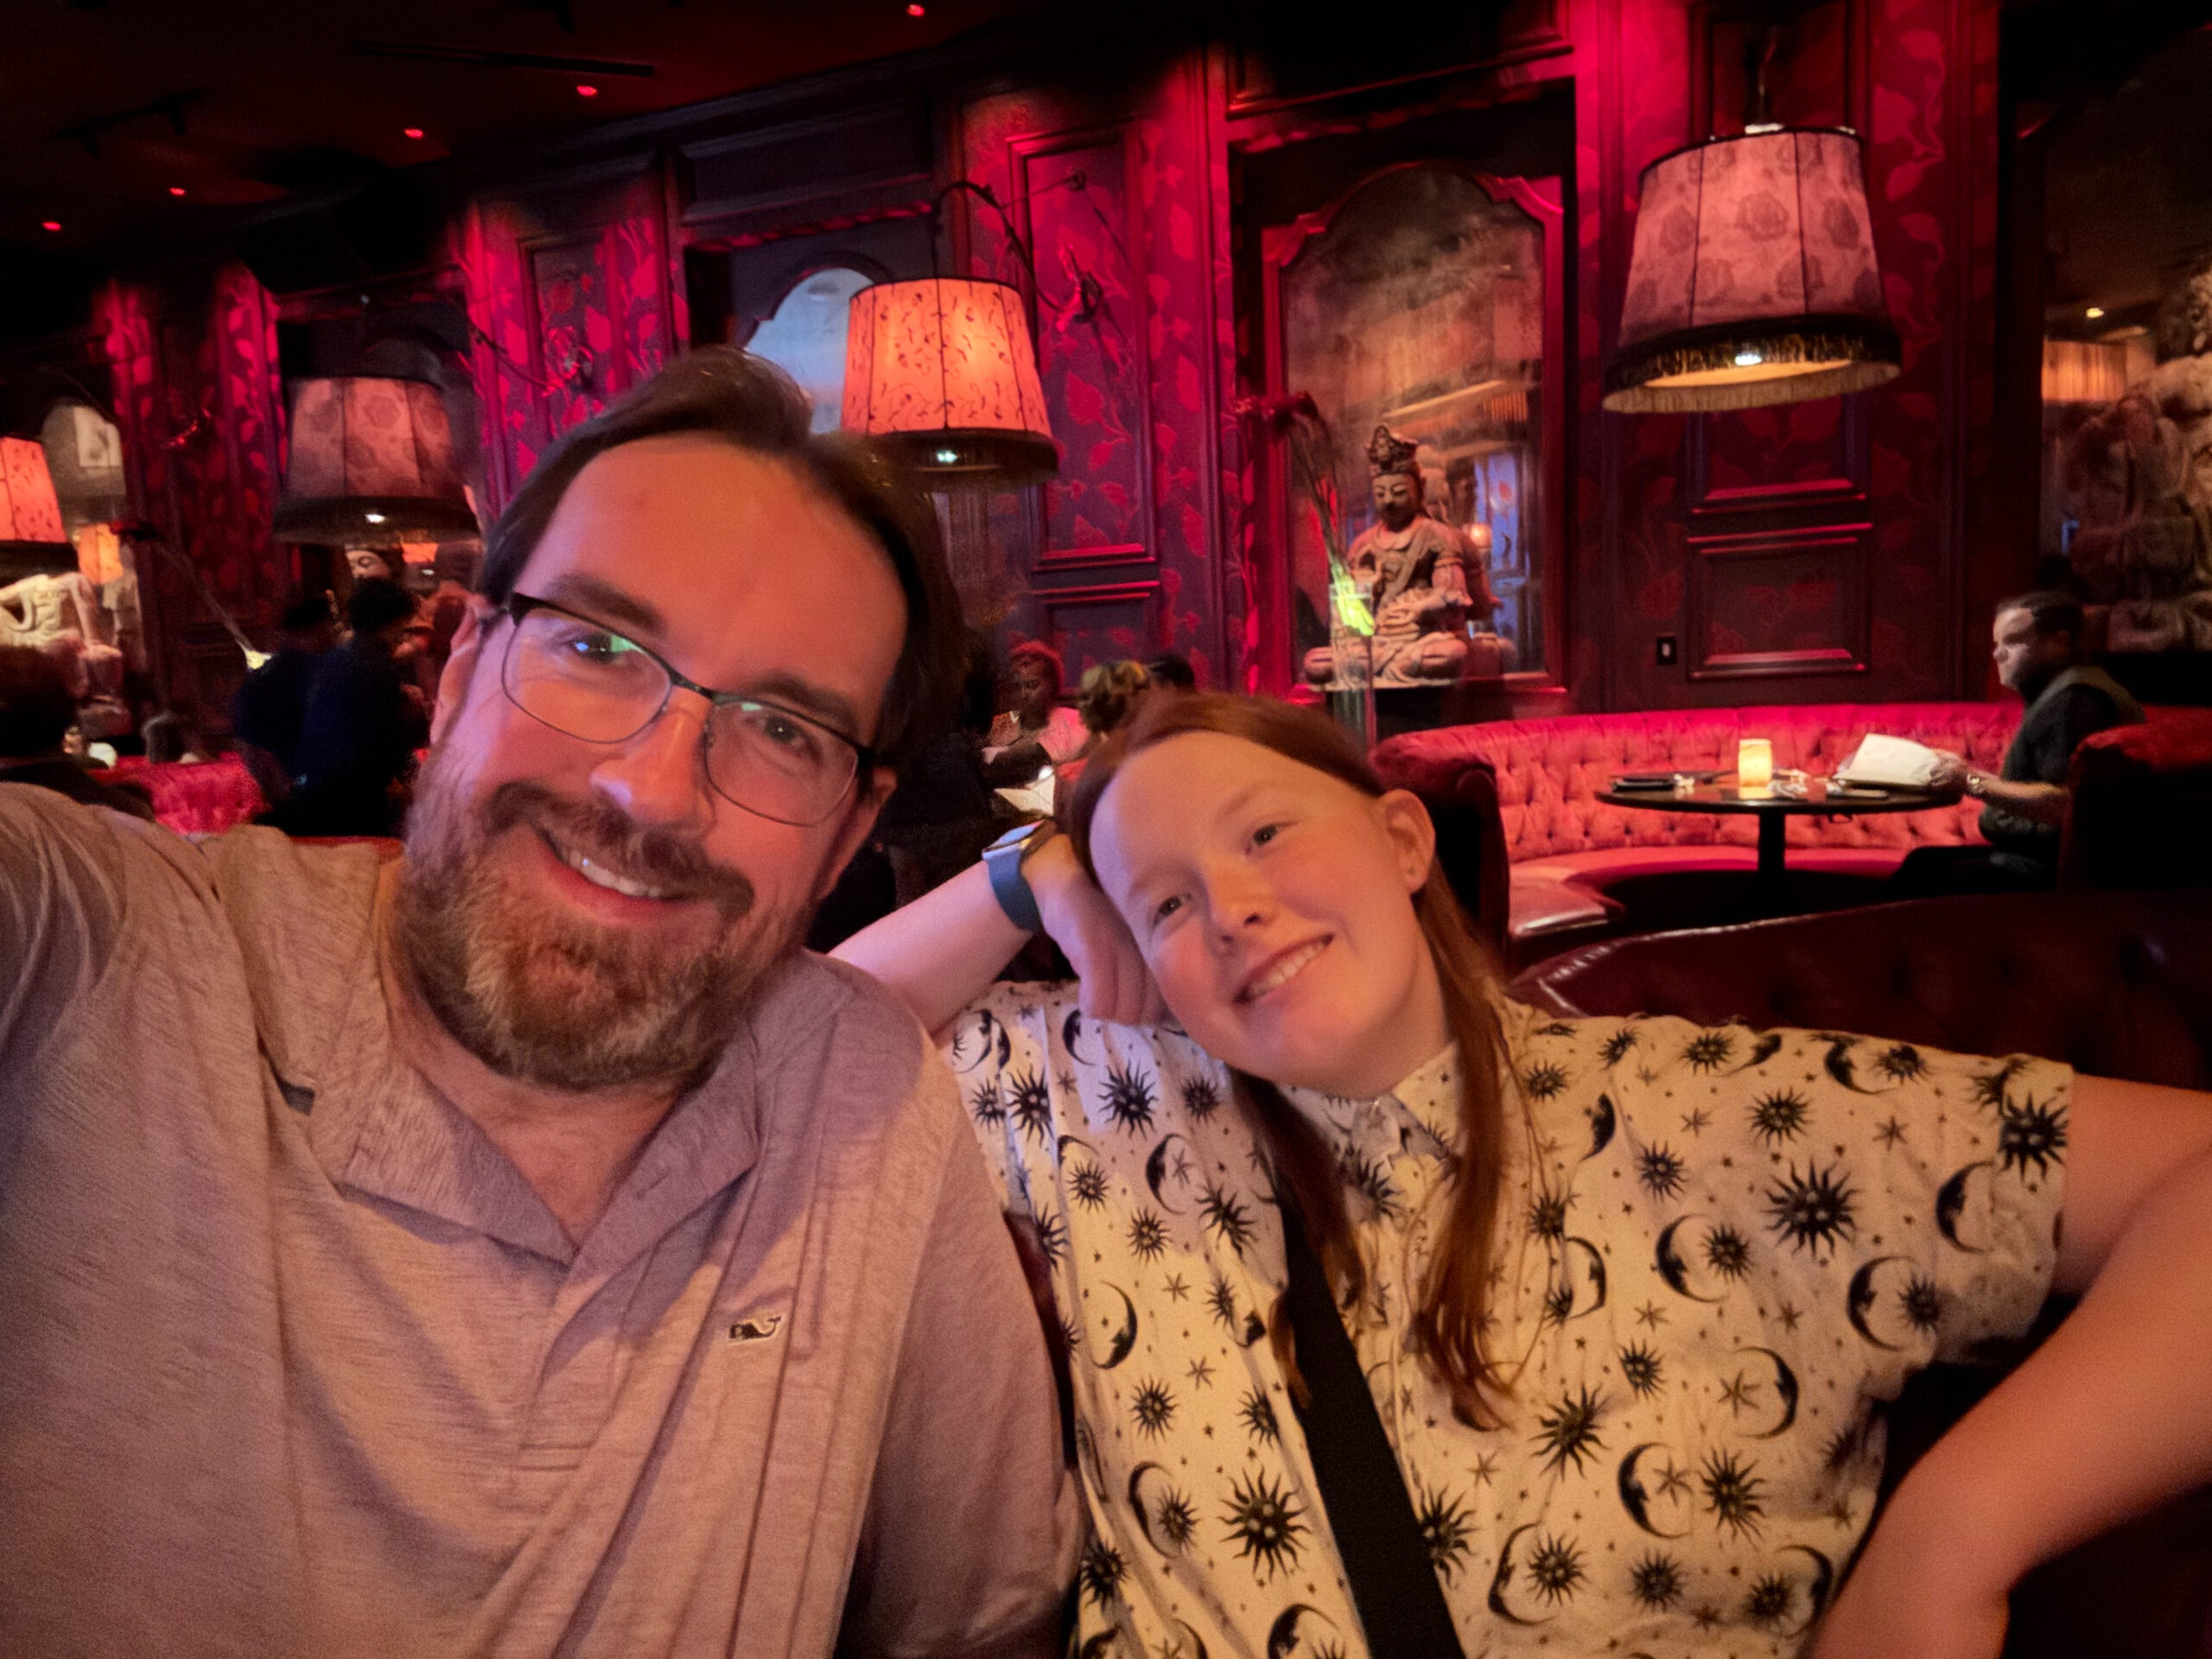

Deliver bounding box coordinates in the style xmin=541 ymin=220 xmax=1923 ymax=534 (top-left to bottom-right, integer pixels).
xmin=982 ymin=820 xmax=1058 ymax=934
xmin=1964 ymin=771 xmax=1986 ymax=798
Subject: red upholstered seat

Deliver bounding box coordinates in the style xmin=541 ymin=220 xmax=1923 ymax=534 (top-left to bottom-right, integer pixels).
xmin=89 ymin=753 xmax=266 ymax=836
xmin=1373 ymin=702 xmax=2021 ymax=946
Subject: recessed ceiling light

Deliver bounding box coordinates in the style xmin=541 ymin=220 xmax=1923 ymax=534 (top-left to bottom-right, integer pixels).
xmin=404 ymin=127 xmax=425 ymax=140
xmin=575 ymin=82 xmax=599 ymax=97
xmin=40 ymin=219 xmax=60 ymax=232
xmin=2086 ymin=305 xmax=2105 ymax=319
xmin=168 ymin=186 xmax=188 ymax=197
xmin=906 ymin=3 xmax=925 ymax=13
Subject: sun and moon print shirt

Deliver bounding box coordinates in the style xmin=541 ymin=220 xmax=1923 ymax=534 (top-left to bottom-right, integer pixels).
xmin=948 ymin=982 xmax=2069 ymax=1659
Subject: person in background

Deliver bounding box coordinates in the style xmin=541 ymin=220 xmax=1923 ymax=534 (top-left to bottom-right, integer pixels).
xmin=1898 ymin=591 xmax=2144 ymax=893
xmin=282 ymin=576 xmax=430 ymax=836
xmin=232 ymin=591 xmax=340 ymax=810
xmin=1073 ymin=659 xmax=1152 ymax=746
xmin=0 ymin=347 xmax=1072 ymax=1656
xmin=0 ymin=644 xmax=154 ymax=819
xmin=1143 ymin=650 xmax=1198 ymax=692
xmin=985 ymin=639 xmax=1087 ymax=779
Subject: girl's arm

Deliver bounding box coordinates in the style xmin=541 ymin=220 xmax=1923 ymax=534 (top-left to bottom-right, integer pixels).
xmin=1813 ymin=1073 xmax=2212 ymax=1659
xmin=831 ymin=832 xmax=1161 ymax=1036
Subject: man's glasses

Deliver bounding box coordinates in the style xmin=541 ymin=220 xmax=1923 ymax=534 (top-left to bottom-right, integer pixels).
xmin=498 ymin=594 xmax=873 ymax=827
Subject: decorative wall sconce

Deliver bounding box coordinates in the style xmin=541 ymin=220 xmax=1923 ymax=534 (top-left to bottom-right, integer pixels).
xmin=841 ymin=181 xmax=1058 ymax=490
xmin=274 ymin=377 xmax=479 ymax=544
xmin=1605 ymin=31 xmax=1900 ymax=414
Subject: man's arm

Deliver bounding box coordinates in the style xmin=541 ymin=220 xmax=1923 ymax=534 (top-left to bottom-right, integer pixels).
xmin=1923 ymin=752 xmax=2070 ymax=827
xmin=836 ymin=1123 xmax=1078 ymax=1659
xmin=1812 ymin=1074 xmax=2212 ymax=1658
xmin=830 ymin=836 xmax=1159 ymax=1036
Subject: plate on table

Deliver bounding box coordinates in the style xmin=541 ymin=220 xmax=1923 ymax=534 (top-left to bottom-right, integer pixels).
xmin=1824 ymin=782 xmax=1895 ymax=801
xmin=1610 ymin=772 xmax=1681 ymax=791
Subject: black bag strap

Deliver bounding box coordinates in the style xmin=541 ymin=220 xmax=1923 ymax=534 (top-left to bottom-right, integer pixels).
xmin=1278 ymin=1195 xmax=1466 ymax=1657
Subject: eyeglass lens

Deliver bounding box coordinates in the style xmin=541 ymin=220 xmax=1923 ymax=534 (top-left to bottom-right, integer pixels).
xmin=501 ymin=606 xmax=859 ymax=826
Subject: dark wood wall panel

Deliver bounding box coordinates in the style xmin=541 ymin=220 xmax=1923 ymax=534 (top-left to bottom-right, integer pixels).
xmin=1688 ymin=524 xmax=1872 ymax=680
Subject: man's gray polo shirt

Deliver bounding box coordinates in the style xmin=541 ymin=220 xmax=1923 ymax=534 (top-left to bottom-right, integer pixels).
xmin=0 ymin=790 xmax=1073 ymax=1656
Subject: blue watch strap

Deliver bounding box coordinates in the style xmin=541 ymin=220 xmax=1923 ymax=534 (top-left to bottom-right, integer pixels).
xmin=983 ymin=823 xmax=1052 ymax=934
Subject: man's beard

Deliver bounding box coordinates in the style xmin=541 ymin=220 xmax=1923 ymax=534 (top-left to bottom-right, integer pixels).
xmin=391 ymin=747 xmax=810 ymax=1092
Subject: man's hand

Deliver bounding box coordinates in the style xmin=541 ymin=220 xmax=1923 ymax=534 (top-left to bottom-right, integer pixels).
xmin=1923 ymin=751 xmax=1972 ymax=793
xmin=1026 ymin=834 xmax=1163 ymax=1027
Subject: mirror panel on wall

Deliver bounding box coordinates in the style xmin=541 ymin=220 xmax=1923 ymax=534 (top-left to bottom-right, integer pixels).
xmin=2034 ymin=20 xmax=2212 ymax=695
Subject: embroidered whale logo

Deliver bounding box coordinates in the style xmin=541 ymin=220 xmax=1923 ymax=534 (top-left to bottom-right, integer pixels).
xmin=728 ymin=1313 xmax=785 ymax=1344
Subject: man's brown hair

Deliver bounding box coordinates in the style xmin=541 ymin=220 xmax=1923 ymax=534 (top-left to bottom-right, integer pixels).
xmin=476 ymin=346 xmax=964 ymax=766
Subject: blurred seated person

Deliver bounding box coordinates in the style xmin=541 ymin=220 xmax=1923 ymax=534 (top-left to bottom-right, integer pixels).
xmin=232 ymin=592 xmax=340 ymax=809
xmin=1054 ymin=660 xmax=1156 ymax=798
xmin=281 ymin=577 xmax=429 ymax=837
xmin=1897 ymin=590 xmax=2144 ymax=894
xmin=0 ymin=645 xmax=154 ymax=821
xmin=810 ymin=632 xmax=1002 ymax=950
xmin=1143 ymin=650 xmax=1197 ymax=692
xmin=983 ymin=640 xmax=1087 ymax=782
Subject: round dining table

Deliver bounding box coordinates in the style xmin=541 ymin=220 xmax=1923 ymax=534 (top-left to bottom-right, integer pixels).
xmin=1593 ymin=776 xmax=1961 ymax=915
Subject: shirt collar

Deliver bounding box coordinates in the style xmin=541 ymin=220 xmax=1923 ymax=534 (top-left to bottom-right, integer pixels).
xmin=1279 ymin=1042 xmax=1461 ymax=1170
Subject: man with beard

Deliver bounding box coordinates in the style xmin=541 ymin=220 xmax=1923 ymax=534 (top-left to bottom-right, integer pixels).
xmin=0 ymin=350 xmax=1074 ymax=1657
xmin=1898 ymin=589 xmax=2145 ymax=893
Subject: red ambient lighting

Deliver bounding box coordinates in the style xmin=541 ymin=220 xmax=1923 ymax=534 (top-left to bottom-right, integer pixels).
xmin=403 ymin=127 xmax=426 ymax=140
xmin=168 ymin=186 xmax=187 ymax=197
xmin=906 ymin=3 xmax=925 ymax=13
xmin=40 ymin=219 xmax=61 ymax=232
xmin=575 ymin=83 xmax=599 ymax=97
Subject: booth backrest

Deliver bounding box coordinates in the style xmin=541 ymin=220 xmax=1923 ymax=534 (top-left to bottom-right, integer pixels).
xmin=1373 ymin=702 xmax=2018 ymax=863
xmin=2063 ymin=705 xmax=2212 ymax=890
xmin=1508 ymin=889 xmax=2212 ymax=1089
xmin=92 ymin=753 xmax=266 ymax=836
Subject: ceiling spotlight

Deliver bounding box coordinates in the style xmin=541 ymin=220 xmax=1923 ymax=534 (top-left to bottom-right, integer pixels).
xmin=403 ymin=126 xmax=425 ymax=140
xmin=575 ymin=82 xmax=599 ymax=97
xmin=2086 ymin=305 xmax=2106 ymax=320
xmin=906 ymin=3 xmax=925 ymax=13
xmin=40 ymin=219 xmax=60 ymax=232
xmin=168 ymin=185 xmax=187 ymax=197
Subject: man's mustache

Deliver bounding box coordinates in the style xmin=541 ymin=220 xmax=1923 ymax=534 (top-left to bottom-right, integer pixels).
xmin=482 ymin=781 xmax=756 ymax=919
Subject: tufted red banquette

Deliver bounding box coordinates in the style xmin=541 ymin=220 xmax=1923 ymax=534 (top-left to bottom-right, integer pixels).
xmin=1373 ymin=702 xmax=2021 ymax=947
xmin=91 ymin=753 xmax=266 ymax=836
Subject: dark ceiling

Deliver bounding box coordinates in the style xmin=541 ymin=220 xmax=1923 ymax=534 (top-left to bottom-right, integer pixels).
xmin=0 ymin=0 xmax=1043 ymax=263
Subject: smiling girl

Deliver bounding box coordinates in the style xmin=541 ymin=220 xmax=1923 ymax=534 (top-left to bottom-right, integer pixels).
xmin=836 ymin=692 xmax=2212 ymax=1659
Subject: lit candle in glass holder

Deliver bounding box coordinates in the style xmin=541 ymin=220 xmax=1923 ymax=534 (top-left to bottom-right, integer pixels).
xmin=1737 ymin=737 xmax=1774 ymax=795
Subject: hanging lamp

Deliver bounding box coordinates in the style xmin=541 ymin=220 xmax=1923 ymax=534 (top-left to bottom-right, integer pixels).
xmin=0 ymin=437 xmax=68 ymax=549
xmin=274 ymin=376 xmax=479 ymax=544
xmin=1604 ymin=34 xmax=1900 ymax=414
xmin=841 ymin=181 xmax=1058 ymax=490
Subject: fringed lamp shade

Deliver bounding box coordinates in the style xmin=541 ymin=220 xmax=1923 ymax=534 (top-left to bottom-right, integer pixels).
xmin=275 ymin=377 xmax=479 ymax=545
xmin=842 ymin=278 xmax=1057 ymax=488
xmin=0 ymin=437 xmax=67 ymax=545
xmin=1604 ymin=128 xmax=1901 ymax=413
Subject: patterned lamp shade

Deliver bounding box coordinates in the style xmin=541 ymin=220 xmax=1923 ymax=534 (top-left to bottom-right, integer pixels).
xmin=275 ymin=377 xmax=479 ymax=545
xmin=1605 ymin=128 xmax=1901 ymax=413
xmin=842 ymin=278 xmax=1057 ymax=488
xmin=0 ymin=436 xmax=67 ymax=544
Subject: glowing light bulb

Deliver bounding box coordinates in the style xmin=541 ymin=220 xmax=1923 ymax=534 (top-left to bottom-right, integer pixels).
xmin=1732 ymin=350 xmax=1763 ymax=368
xmin=2086 ymin=306 xmax=2105 ymax=320
xmin=404 ymin=127 xmax=425 ymax=140
xmin=575 ymin=83 xmax=599 ymax=98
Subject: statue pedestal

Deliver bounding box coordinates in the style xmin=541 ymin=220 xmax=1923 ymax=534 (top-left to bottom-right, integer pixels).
xmin=1370 ymin=679 xmax=1515 ymax=740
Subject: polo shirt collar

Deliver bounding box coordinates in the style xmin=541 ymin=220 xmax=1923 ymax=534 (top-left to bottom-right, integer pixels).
xmin=289 ymin=883 xmax=766 ymax=1271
